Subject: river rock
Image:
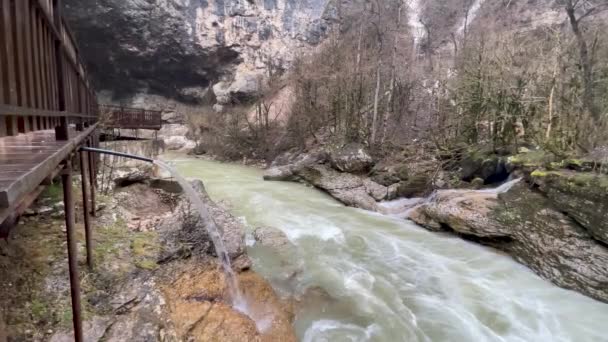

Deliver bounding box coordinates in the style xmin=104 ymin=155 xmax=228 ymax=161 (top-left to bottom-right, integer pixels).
xmin=263 ymin=151 xmax=328 ymax=182
xmin=253 ymin=227 xmax=292 ymax=251
xmin=329 ymin=143 xmax=374 ymax=173
xmin=297 ymin=165 xmax=381 ymax=211
xmin=409 ymin=189 xmax=509 ymax=237
xmin=175 ymin=180 xmax=252 ymax=271
xmin=531 ymin=170 xmax=608 ymax=245
xmin=410 ymin=183 xmax=608 ymax=303
xmin=163 ymin=265 xmax=296 ymax=342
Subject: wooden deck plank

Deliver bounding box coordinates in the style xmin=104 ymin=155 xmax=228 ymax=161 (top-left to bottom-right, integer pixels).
xmin=0 ymin=124 xmax=97 ymax=210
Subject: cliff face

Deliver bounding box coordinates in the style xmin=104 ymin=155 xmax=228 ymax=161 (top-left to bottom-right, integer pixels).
xmin=65 ymin=0 xmax=572 ymax=107
xmin=64 ymin=0 xmax=340 ymax=104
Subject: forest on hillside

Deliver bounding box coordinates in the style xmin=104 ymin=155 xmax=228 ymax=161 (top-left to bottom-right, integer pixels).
xmin=192 ymin=0 xmax=608 ymax=163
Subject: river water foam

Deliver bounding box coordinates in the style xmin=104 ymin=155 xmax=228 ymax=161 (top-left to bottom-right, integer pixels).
xmin=167 ymin=156 xmax=608 ymax=342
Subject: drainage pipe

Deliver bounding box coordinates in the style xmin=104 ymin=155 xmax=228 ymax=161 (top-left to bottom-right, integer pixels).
xmin=79 ymin=146 xmax=154 ymax=163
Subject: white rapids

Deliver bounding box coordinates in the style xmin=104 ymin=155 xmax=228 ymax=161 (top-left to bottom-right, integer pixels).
xmin=168 ymin=156 xmax=608 ymax=342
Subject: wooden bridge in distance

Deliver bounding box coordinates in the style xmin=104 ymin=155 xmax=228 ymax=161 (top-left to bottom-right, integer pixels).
xmin=0 ymin=1 xmax=162 ymax=340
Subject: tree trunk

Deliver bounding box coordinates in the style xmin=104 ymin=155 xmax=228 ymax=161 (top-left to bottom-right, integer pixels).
xmin=371 ymin=63 xmax=382 ymax=145
xmin=381 ymin=4 xmax=402 ymax=145
xmin=546 ymin=33 xmax=561 ymax=141
xmin=565 ymin=3 xmax=598 ymax=121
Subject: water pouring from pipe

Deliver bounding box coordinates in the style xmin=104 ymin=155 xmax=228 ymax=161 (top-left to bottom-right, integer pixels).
xmin=79 ymin=147 xmax=246 ymax=310
xmin=153 ymin=160 xmax=247 ymax=310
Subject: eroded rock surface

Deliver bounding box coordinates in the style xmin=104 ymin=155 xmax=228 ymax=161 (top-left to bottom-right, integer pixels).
xmin=24 ymin=178 xmax=295 ymax=341
xmin=329 ymin=143 xmax=374 ymax=173
xmin=163 ymin=264 xmax=296 ymax=342
xmin=159 ymin=180 xmax=252 ymax=271
xmin=532 ymin=171 xmax=608 ymax=245
xmin=297 ymin=165 xmax=383 ymax=211
xmin=410 ymin=183 xmax=608 ymax=302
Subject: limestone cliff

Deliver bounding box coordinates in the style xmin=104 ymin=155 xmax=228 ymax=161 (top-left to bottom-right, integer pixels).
xmin=64 ymin=0 xmax=341 ymax=105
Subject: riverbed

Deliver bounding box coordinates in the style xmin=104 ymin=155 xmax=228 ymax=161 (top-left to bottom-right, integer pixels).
xmin=165 ymin=156 xmax=608 ymax=342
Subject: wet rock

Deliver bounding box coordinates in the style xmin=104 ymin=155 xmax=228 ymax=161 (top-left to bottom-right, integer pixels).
xmin=263 ymin=151 xmax=327 ymax=182
xmin=114 ymin=167 xmax=151 ymax=187
xmin=396 ymin=174 xmax=431 ymax=198
xmin=253 ymin=227 xmax=292 ymax=251
xmin=163 ymin=266 xmax=296 ymax=342
xmin=329 ymin=143 xmax=374 ymax=173
xmin=364 ymin=179 xmax=389 ymax=202
xmin=166 ymin=180 xmax=252 ymax=271
xmin=410 ymin=183 xmax=608 ymax=303
xmin=409 ymin=189 xmax=510 ymax=237
xmin=297 ymin=165 xmax=380 ymax=211
xmin=531 ymin=170 xmax=608 ymax=245
xmin=149 ymin=178 xmax=183 ymax=194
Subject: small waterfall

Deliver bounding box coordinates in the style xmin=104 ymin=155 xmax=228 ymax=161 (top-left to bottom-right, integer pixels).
xmin=378 ymin=197 xmax=425 ymax=218
xmin=407 ymin=0 xmax=425 ymax=53
xmin=476 ymin=177 xmax=522 ymax=194
xmin=154 ymin=160 xmax=246 ymax=310
xmin=380 ymin=178 xmax=522 ymax=218
xmin=456 ymin=0 xmax=486 ymax=35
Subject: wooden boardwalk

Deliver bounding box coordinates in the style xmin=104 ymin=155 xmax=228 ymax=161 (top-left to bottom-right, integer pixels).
xmin=0 ymin=126 xmax=96 ymax=222
xmin=0 ymin=1 xmax=167 ymax=338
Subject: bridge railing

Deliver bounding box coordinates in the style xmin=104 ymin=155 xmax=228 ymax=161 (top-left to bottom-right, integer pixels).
xmin=0 ymin=0 xmax=98 ymax=139
xmin=100 ymin=105 xmax=163 ymax=130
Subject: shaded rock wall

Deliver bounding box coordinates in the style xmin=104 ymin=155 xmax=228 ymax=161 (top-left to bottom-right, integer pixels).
xmin=64 ymin=0 xmax=342 ymax=105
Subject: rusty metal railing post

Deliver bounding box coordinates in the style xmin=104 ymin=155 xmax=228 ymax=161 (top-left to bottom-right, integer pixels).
xmin=87 ymin=137 xmax=97 ymax=217
xmin=53 ymin=0 xmax=69 ymax=141
xmin=61 ymin=160 xmax=84 ymax=342
xmin=79 ymin=150 xmax=93 ymax=269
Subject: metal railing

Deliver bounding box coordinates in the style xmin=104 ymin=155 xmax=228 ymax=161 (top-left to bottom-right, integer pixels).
xmin=100 ymin=105 xmax=163 ymax=130
xmin=0 ymin=0 xmax=98 ymax=138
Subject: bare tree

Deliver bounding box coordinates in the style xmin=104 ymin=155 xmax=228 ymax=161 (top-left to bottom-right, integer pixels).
xmin=563 ymin=0 xmax=608 ymax=122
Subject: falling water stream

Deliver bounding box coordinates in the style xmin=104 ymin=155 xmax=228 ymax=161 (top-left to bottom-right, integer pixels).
xmin=153 ymin=160 xmax=246 ymax=311
xmin=162 ymin=156 xmax=608 ymax=342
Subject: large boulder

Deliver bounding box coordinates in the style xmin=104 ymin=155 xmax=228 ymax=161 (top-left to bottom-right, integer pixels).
xmin=253 ymin=226 xmax=293 ymax=252
xmin=265 ymin=151 xmax=388 ymax=209
xmin=297 ymin=165 xmax=383 ymax=211
xmin=162 ymin=180 xmax=252 ymax=271
xmin=410 ymin=183 xmax=608 ymax=303
xmin=531 ymin=170 xmax=608 ymax=245
xmin=329 ymin=143 xmax=374 ymax=173
xmin=252 ymin=226 xmax=302 ymax=285
xmin=263 ymin=151 xmax=328 ymax=182
xmin=409 ymin=189 xmax=509 ymax=237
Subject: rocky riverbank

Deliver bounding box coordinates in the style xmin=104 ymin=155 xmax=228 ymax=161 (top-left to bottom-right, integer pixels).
xmin=263 ymin=144 xmax=608 ymax=303
xmin=0 ymin=171 xmax=296 ymax=341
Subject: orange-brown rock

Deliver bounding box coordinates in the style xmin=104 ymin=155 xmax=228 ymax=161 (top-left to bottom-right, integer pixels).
xmin=163 ymin=263 xmax=296 ymax=342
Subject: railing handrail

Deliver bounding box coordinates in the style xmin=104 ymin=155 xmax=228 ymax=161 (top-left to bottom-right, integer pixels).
xmin=98 ymin=104 xmax=163 ymax=130
xmin=0 ymin=0 xmax=98 ymax=138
